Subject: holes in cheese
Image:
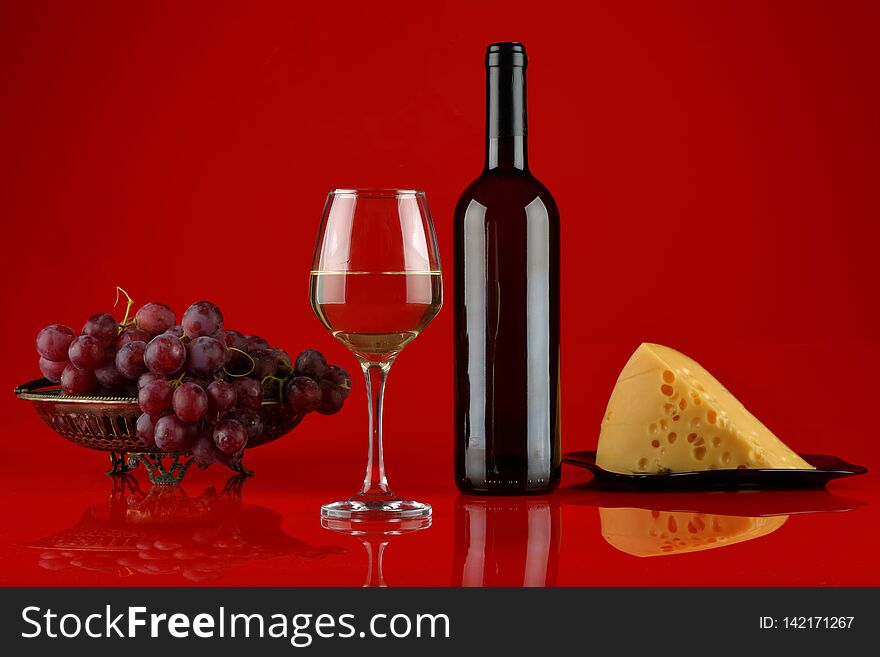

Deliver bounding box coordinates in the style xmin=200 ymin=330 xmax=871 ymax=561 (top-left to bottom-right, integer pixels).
xmin=596 ymin=343 xmax=814 ymax=474
xmin=599 ymin=507 xmax=789 ymax=557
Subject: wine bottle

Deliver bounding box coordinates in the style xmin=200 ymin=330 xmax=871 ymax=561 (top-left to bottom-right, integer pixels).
xmin=453 ymin=42 xmax=561 ymax=494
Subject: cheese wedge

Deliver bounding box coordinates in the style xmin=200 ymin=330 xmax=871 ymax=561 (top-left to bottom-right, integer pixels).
xmin=596 ymin=343 xmax=813 ymax=473
xmin=599 ymin=508 xmax=788 ymax=557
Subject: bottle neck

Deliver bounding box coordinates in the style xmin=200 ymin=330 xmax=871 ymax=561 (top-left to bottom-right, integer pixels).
xmin=485 ymin=65 xmax=528 ymax=172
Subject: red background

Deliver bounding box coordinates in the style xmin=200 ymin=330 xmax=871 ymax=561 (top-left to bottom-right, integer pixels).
xmin=0 ymin=0 xmax=878 ymax=586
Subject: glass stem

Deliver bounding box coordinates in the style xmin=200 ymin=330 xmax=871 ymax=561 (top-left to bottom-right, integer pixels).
xmin=359 ymin=360 xmax=393 ymax=497
xmin=362 ymin=539 xmax=388 ymax=588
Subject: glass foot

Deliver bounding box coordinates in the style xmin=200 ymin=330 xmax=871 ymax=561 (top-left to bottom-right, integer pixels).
xmin=321 ymin=495 xmax=432 ymax=521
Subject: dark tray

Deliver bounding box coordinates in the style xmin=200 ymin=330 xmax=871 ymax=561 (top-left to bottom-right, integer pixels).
xmin=563 ymin=451 xmax=867 ymax=490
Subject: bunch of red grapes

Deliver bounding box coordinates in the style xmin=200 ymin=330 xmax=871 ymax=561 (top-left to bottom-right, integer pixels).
xmin=35 ymin=299 xmax=351 ymax=468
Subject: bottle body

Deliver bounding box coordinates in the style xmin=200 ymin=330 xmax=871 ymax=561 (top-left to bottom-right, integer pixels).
xmin=454 ymin=171 xmax=561 ymax=493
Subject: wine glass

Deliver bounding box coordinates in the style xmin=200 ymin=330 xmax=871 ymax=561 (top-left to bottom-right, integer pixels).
xmin=310 ymin=188 xmax=442 ymax=520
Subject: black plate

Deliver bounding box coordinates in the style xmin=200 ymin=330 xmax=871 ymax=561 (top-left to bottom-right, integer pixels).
xmin=563 ymin=451 xmax=867 ymax=490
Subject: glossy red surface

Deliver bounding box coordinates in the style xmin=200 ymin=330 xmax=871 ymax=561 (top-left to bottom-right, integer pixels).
xmin=0 ymin=1 xmax=878 ymax=586
xmin=0 ymin=344 xmax=877 ymax=587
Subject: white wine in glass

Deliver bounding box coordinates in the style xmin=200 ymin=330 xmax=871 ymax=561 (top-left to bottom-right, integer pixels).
xmin=310 ymin=189 xmax=442 ymax=520
xmin=310 ymin=270 xmax=442 ymax=360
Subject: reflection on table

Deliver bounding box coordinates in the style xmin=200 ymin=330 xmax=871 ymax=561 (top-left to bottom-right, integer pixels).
xmin=321 ymin=517 xmax=431 ymax=587
xmin=29 ymin=474 xmax=345 ymax=581
xmin=600 ymin=508 xmax=788 ymax=556
xmin=570 ymin=483 xmax=863 ymax=558
xmin=452 ymin=496 xmax=560 ymax=587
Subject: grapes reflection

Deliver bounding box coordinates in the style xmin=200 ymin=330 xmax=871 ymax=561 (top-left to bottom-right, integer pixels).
xmin=30 ymin=474 xmax=345 ymax=581
xmin=452 ymin=496 xmax=561 ymax=587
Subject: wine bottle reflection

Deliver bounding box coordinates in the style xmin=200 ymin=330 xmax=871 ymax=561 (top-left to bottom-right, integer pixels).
xmin=452 ymin=496 xmax=560 ymax=587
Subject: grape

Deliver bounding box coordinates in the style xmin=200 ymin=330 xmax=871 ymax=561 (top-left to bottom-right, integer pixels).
xmin=138 ymin=371 xmax=165 ymax=390
xmin=144 ymin=333 xmax=186 ymax=375
xmin=60 ymin=364 xmax=97 ymax=395
xmin=135 ymin=302 xmax=176 ymax=336
xmin=286 ymin=376 xmax=322 ymax=414
xmin=154 ymin=415 xmax=192 ymax=452
xmin=223 ymin=330 xmax=250 ymax=371
xmin=68 ymin=335 xmax=104 ymax=370
xmin=36 ymin=324 xmax=76 ymax=361
xmin=223 ymin=329 xmax=248 ymax=352
xmin=272 ymin=348 xmax=293 ymax=377
xmin=183 ymin=420 xmax=200 ymax=444
xmin=83 ymin=313 xmax=118 ymax=349
xmin=322 ymin=365 xmax=352 ymax=399
xmin=216 ymin=447 xmax=244 ymax=468
xmin=136 ymin=413 xmax=157 ymax=447
xmin=249 ymin=349 xmax=279 ymax=380
xmin=294 ymin=349 xmax=327 ymax=380
xmin=95 ymin=359 xmax=129 ymax=390
xmin=207 ymin=380 xmax=236 ymax=413
xmin=232 ymin=378 xmax=263 ymax=409
xmin=210 ymin=329 xmax=226 ymax=347
xmin=173 ymin=382 xmax=209 ymax=422
xmin=213 ymin=419 xmax=247 ymax=454
xmin=116 ymin=327 xmax=151 ymax=350
xmin=167 ymin=325 xmax=185 ymax=338
xmin=226 ymin=408 xmax=263 ymax=439
xmin=115 ymin=340 xmax=148 ymax=379
xmin=186 ymin=336 xmax=227 ymax=376
xmin=139 ymin=379 xmax=173 ymax=415
xmin=191 ymin=434 xmax=219 ymax=467
xmin=182 ymin=301 xmax=223 ymax=338
xmin=39 ymin=357 xmax=69 ymax=383
xmin=316 ymin=379 xmax=345 ymax=415
xmin=245 ymin=335 xmax=270 ymax=353
xmin=183 ymin=374 xmax=213 ymax=389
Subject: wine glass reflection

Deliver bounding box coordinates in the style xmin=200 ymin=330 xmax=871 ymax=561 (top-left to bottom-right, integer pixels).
xmin=30 ymin=475 xmax=345 ymax=581
xmin=452 ymin=496 xmax=560 ymax=587
xmin=321 ymin=516 xmax=431 ymax=587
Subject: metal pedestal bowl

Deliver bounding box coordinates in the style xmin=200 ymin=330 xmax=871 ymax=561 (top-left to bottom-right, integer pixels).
xmin=14 ymin=378 xmax=303 ymax=485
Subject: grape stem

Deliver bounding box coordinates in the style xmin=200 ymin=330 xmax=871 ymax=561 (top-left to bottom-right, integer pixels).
xmin=223 ymin=348 xmax=255 ymax=378
xmin=261 ymin=374 xmax=288 ymax=401
xmin=114 ymin=286 xmax=135 ymax=334
xmin=169 ymin=371 xmax=187 ymax=388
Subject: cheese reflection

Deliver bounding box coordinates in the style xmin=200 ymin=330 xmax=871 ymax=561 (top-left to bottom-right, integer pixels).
xmin=599 ymin=508 xmax=788 ymax=557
